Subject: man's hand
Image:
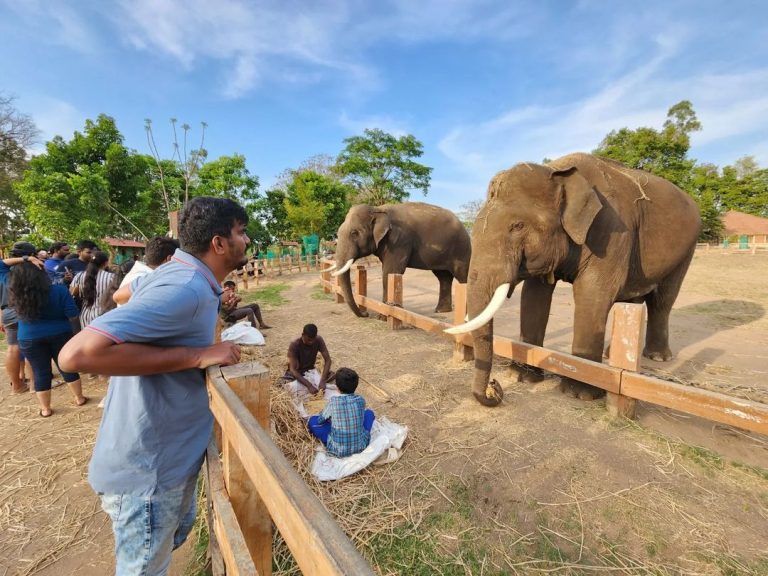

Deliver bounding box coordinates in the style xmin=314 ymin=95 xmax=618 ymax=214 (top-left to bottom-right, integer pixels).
xmin=196 ymin=341 xmax=241 ymax=369
xmin=318 ymin=380 xmax=327 ymax=392
xmin=29 ymin=256 xmax=44 ymax=270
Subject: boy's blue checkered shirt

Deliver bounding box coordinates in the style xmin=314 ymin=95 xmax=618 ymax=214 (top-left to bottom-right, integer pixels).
xmin=316 ymin=393 xmax=370 ymax=457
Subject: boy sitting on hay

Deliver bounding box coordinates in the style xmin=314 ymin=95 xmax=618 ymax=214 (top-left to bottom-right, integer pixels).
xmin=308 ymin=367 xmax=375 ymax=458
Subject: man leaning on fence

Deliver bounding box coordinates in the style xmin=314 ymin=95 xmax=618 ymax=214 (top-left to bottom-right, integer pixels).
xmin=59 ymin=197 xmax=248 ymax=576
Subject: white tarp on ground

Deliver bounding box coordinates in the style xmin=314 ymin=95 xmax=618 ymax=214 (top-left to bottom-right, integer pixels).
xmin=221 ymin=322 xmax=266 ymax=345
xmin=311 ymin=416 xmax=408 ymax=481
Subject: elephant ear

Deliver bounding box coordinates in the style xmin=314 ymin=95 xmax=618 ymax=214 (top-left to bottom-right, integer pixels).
xmin=553 ymin=166 xmax=603 ymax=245
xmin=372 ymin=211 xmax=392 ymax=248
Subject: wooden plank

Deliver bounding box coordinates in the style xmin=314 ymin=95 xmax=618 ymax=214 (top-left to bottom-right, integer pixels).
xmin=334 ymin=274 xmax=344 ymax=304
xmin=493 ymin=338 xmax=623 ymax=394
xmin=203 ymin=446 xmax=225 ymax=576
xmin=207 ymin=369 xmax=376 ymax=576
xmin=620 ymin=372 xmax=768 ymax=435
xmin=606 ymin=303 xmax=645 ymax=418
xmin=220 ymin=363 xmax=272 ymax=576
xmin=355 ymin=265 xmax=367 ymax=315
xmin=387 ymin=274 xmax=403 ymax=330
xmin=205 ymin=441 xmax=258 ymax=576
xmin=453 ymin=283 xmax=473 ymax=361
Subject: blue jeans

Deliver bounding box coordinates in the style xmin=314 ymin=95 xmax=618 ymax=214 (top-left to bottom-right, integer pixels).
xmin=308 ymin=409 xmax=375 ymax=445
xmin=100 ymin=474 xmax=198 ymax=576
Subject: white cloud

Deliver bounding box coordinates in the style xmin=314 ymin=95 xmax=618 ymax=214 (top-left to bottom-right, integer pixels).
xmin=26 ymin=98 xmax=85 ymax=153
xmin=437 ymin=37 xmax=768 ymax=180
xmin=0 ymin=0 xmax=97 ymax=51
xmin=113 ymin=0 xmax=365 ymax=97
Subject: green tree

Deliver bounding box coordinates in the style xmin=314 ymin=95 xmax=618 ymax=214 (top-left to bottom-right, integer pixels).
xmin=457 ymin=199 xmax=484 ymax=232
xmin=689 ymin=164 xmax=724 ymax=242
xmin=1 ymin=94 xmax=39 ymax=244
xmin=284 ymin=170 xmax=352 ymax=238
xmin=284 ymin=182 xmax=327 ymax=237
xmin=335 ymin=128 xmax=432 ymax=205
xmin=593 ymin=100 xmax=702 ymax=189
xmin=253 ymin=188 xmax=291 ymax=243
xmin=16 ymin=115 xmax=164 ymax=242
xmin=195 ymin=154 xmax=260 ymax=210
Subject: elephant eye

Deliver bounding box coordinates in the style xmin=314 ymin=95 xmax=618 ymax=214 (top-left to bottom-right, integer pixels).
xmin=509 ymin=221 xmax=525 ymax=232
xmin=350 ymin=229 xmax=359 ymax=237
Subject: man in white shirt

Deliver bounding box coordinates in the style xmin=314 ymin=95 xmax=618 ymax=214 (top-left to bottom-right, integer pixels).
xmin=119 ymin=237 xmax=180 ymax=290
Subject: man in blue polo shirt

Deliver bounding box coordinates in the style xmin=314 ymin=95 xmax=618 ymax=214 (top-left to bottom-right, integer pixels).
xmin=59 ymin=197 xmax=248 ymax=575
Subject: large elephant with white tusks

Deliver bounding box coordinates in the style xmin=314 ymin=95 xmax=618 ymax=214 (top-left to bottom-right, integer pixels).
xmin=333 ymin=203 xmax=471 ymax=317
xmin=446 ymin=153 xmax=701 ymax=407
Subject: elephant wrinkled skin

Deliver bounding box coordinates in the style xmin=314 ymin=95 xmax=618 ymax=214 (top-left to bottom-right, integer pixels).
xmin=334 ymin=203 xmax=471 ymax=317
xmin=453 ymin=153 xmax=701 ymax=406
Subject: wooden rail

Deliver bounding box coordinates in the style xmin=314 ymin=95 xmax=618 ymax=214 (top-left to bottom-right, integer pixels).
xmin=227 ymin=254 xmax=324 ymax=290
xmin=204 ymin=361 xmax=376 ymax=576
xmin=319 ymin=265 xmax=768 ymax=436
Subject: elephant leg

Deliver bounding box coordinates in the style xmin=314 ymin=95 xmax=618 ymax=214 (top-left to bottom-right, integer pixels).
xmin=560 ymin=280 xmax=616 ymax=401
xmin=432 ymin=270 xmax=454 ymax=313
xmin=643 ymin=251 xmax=693 ymax=361
xmin=516 ymin=279 xmax=557 ymax=383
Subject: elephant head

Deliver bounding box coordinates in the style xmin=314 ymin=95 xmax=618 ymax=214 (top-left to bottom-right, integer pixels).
xmin=446 ymin=162 xmax=602 ymax=406
xmin=332 ymin=205 xmax=392 ymax=317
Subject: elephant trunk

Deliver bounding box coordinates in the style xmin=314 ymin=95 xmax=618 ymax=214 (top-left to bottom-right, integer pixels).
xmin=463 ymin=260 xmax=520 ymax=407
xmin=338 ymin=268 xmax=368 ymax=318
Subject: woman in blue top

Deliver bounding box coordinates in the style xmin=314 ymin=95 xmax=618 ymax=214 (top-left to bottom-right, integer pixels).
xmin=9 ymin=262 xmax=86 ymax=417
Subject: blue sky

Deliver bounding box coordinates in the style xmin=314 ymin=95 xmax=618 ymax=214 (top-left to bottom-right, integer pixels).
xmin=2 ymin=0 xmax=767 ymax=212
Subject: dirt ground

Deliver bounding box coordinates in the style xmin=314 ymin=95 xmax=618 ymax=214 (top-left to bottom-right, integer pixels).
xmin=1 ymin=251 xmax=767 ymax=575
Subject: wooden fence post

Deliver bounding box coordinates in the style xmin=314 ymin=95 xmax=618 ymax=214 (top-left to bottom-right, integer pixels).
xmin=220 ymin=363 xmax=272 ymax=576
xmin=355 ymin=265 xmax=367 ymax=315
xmin=241 ymin=263 xmax=249 ymax=291
xmin=321 ymin=262 xmax=331 ymax=294
xmin=453 ymin=283 xmax=473 ymax=361
xmin=606 ymin=303 xmax=646 ymax=419
xmin=334 ymin=274 xmax=344 ymax=304
xmin=387 ymin=273 xmax=403 ymax=330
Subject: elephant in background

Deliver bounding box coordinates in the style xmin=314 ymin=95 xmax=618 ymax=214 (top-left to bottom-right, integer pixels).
xmin=448 ymin=153 xmax=701 ymax=406
xmin=332 ymin=203 xmax=471 ymax=317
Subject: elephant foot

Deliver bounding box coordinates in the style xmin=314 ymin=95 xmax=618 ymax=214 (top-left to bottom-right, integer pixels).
xmin=643 ymin=347 xmax=673 ymax=362
xmin=473 ymin=379 xmax=503 ymax=406
xmin=434 ymin=302 xmax=453 ymax=313
xmin=559 ymin=378 xmax=606 ymax=401
xmin=511 ymin=363 xmax=547 ymax=384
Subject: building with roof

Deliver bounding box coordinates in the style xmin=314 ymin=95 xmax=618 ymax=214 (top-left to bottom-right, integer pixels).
xmin=103 ymin=237 xmax=146 ymax=265
xmin=721 ymin=211 xmax=768 ymax=247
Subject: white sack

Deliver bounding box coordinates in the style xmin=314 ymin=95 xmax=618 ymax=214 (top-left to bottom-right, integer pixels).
xmin=221 ymin=322 xmax=265 ymax=345
xmin=311 ymin=416 xmax=408 ymax=481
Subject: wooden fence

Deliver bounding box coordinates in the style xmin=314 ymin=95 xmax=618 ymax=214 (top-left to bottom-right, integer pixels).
xmin=204 ymin=362 xmax=376 ymax=575
xmin=696 ymin=243 xmax=768 ymax=255
xmin=319 ymin=259 xmax=768 ymax=436
xmin=227 ymin=254 xmax=324 ymax=290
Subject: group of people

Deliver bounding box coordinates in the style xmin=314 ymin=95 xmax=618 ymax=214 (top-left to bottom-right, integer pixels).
xmin=0 ymin=236 xmax=181 ymax=417
xmin=2 ymin=196 xmax=373 ymax=575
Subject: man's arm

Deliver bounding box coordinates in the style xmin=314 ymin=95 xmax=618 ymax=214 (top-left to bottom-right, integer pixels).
xmin=2 ymin=256 xmax=44 ymax=270
xmin=318 ymin=338 xmax=332 ymax=387
xmin=58 ymin=330 xmax=240 ymax=375
xmin=288 ymin=353 xmax=318 ymax=394
xmin=113 ymin=284 xmax=132 ymax=305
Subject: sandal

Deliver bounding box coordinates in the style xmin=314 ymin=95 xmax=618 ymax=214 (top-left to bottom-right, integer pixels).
xmin=75 ymin=397 xmax=89 ymax=407
xmin=39 ymin=409 xmax=53 ymax=418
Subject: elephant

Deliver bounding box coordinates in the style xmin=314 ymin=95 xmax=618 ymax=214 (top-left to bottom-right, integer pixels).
xmin=447 ymin=153 xmax=701 ymax=406
xmin=331 ymin=202 xmax=471 ymax=317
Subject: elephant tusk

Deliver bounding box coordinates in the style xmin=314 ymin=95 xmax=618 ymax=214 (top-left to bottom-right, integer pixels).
xmin=331 ymin=259 xmax=354 ymax=277
xmin=444 ymin=283 xmax=511 ymax=334
xmin=324 ymin=263 xmax=337 ymax=272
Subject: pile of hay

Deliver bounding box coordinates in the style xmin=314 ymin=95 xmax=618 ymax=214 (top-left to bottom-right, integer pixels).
xmin=233 ymin=346 xmax=430 ymax=575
